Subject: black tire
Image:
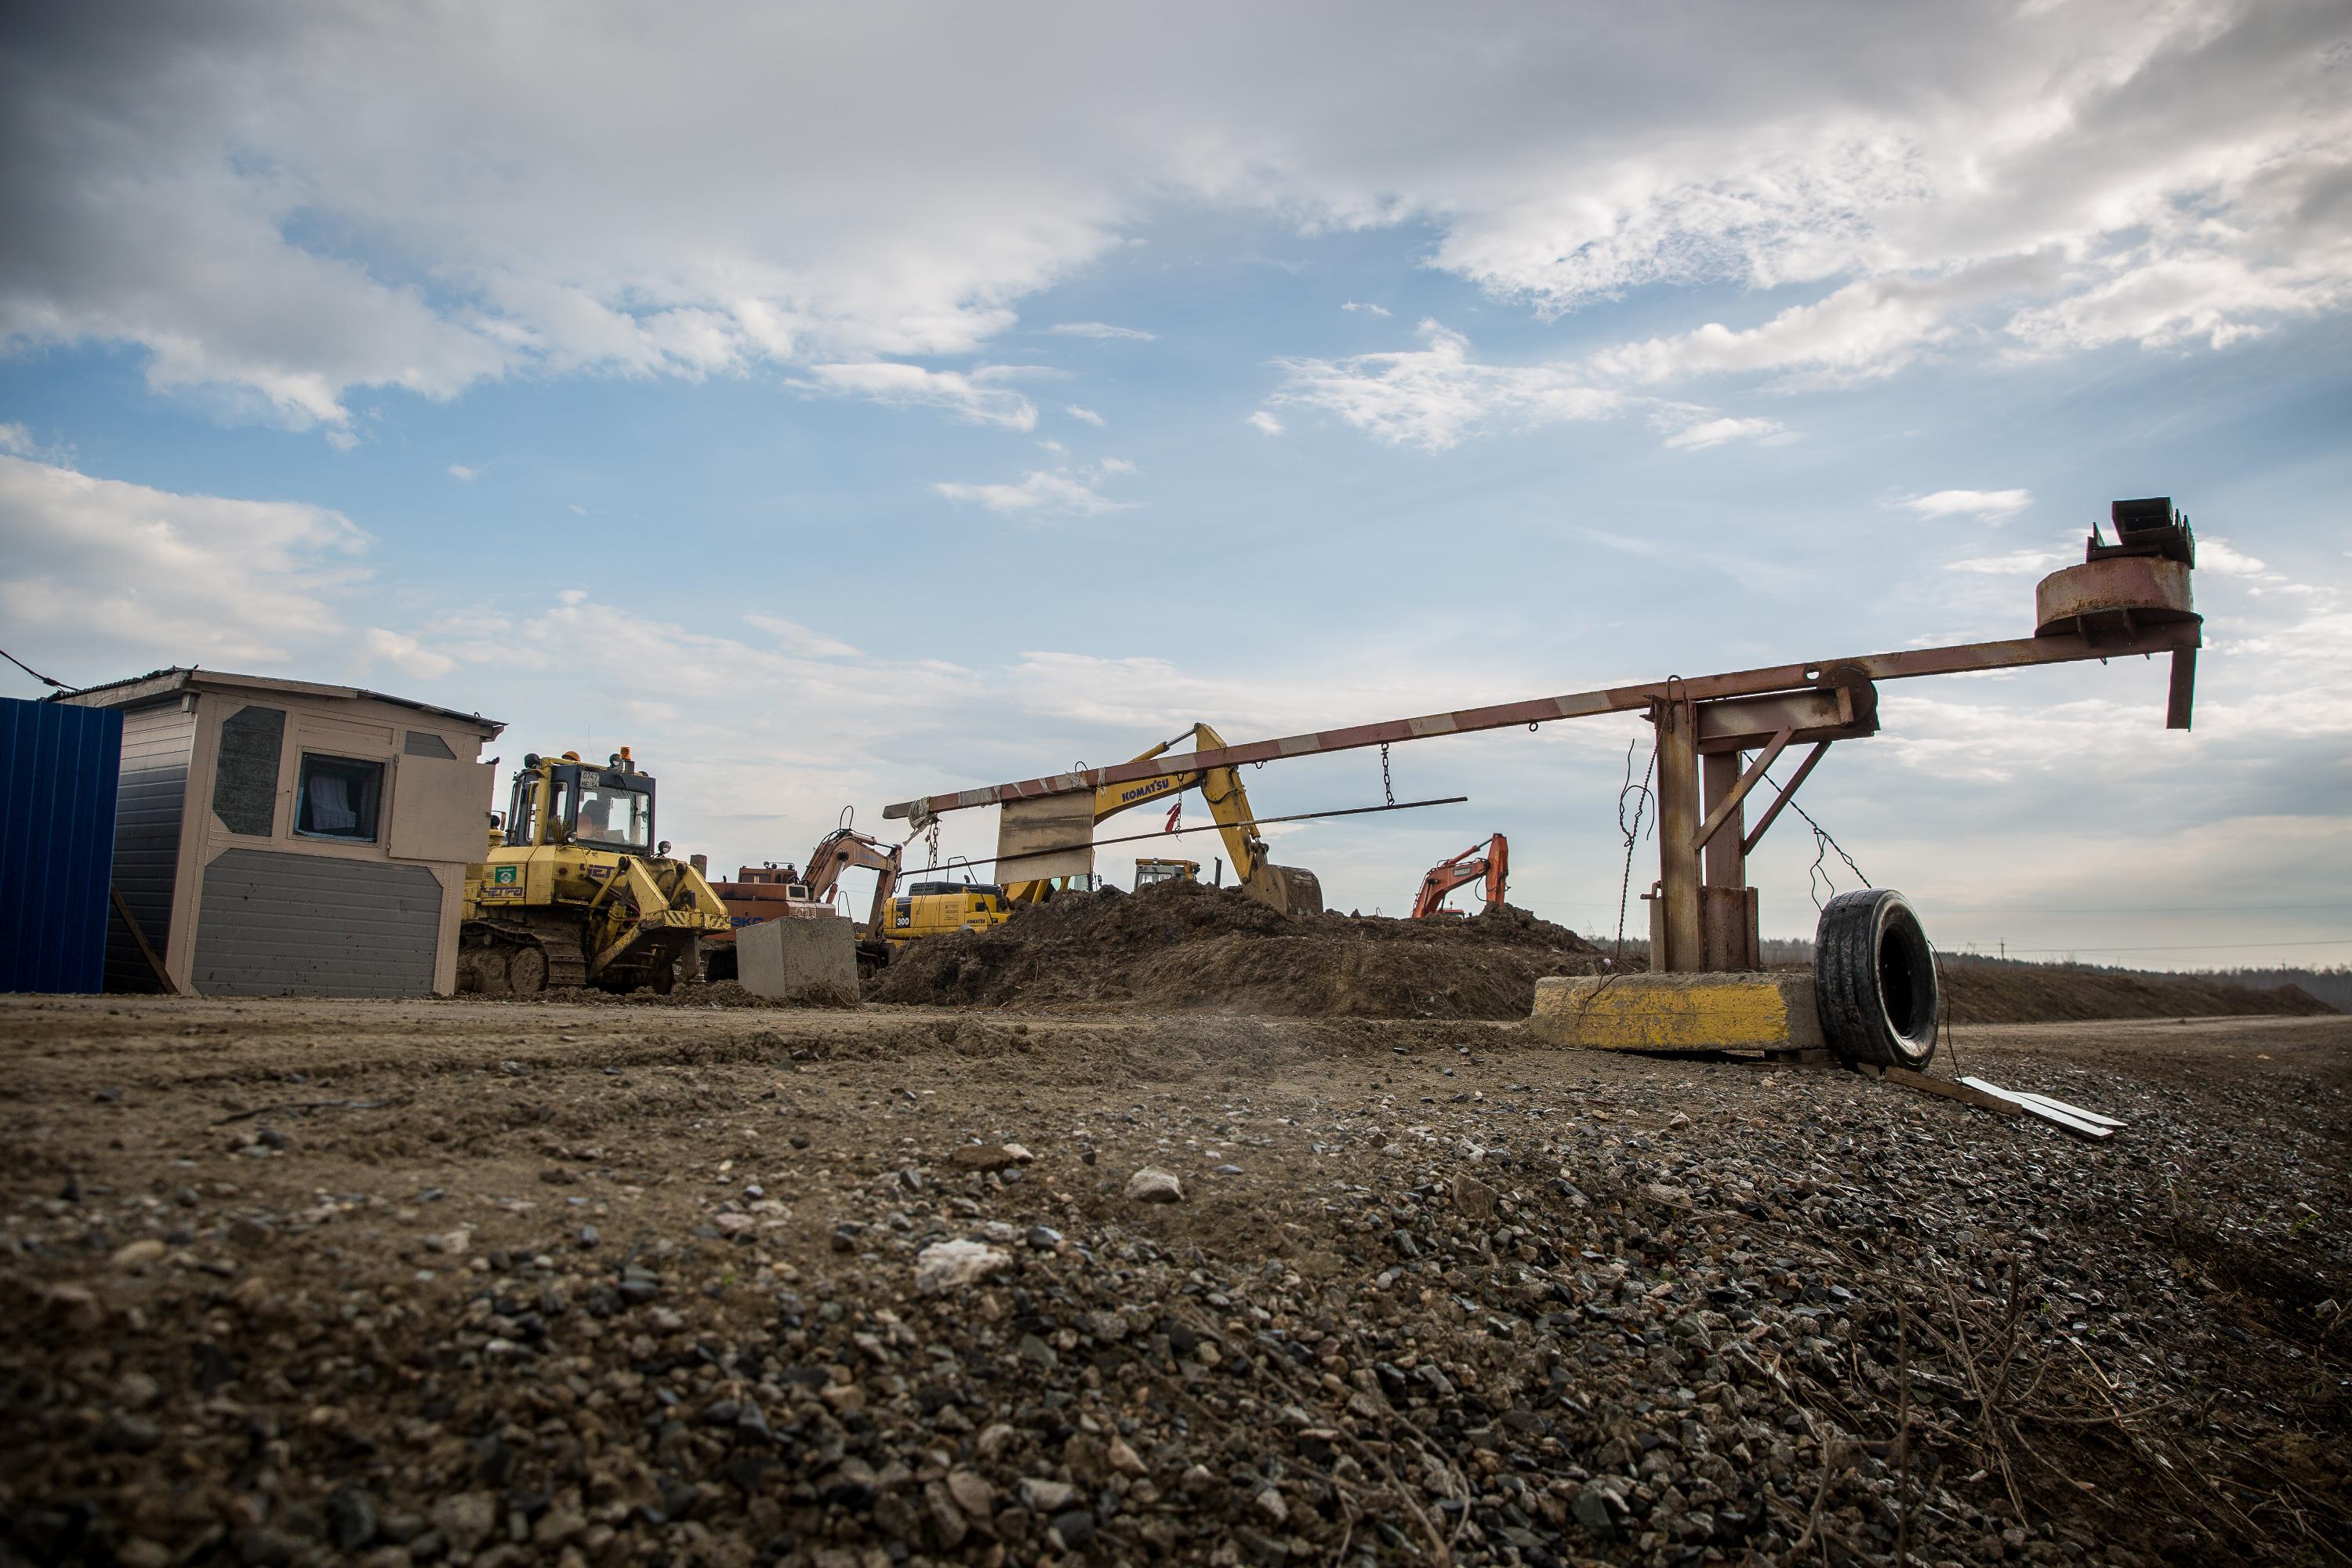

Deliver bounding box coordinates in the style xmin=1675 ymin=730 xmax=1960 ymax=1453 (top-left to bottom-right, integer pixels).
xmin=1813 ymin=888 xmax=1939 ymax=1069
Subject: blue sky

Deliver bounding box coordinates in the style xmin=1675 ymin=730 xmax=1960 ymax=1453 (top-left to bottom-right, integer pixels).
xmin=4 ymin=2 xmax=2349 ymax=967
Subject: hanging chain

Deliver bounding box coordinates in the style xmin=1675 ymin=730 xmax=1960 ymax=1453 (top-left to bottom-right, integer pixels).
xmin=924 ymin=822 xmax=941 ymax=871
xmin=1755 ymin=762 xmax=1871 ymax=908
xmin=1612 ymin=734 xmax=1657 ymax=965
xmin=1379 ymin=742 xmax=1394 ymax=807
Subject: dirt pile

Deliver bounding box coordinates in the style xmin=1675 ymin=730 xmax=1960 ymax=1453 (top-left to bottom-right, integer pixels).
xmin=868 ymin=877 xmax=1604 ymax=1018
xmin=1939 ymin=960 xmax=2336 ymax=1024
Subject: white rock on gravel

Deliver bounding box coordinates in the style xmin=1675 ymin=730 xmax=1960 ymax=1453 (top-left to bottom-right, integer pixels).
xmin=913 ymin=1240 xmax=1012 ymax=1294
xmin=1125 ymin=1166 xmax=1184 ymax=1203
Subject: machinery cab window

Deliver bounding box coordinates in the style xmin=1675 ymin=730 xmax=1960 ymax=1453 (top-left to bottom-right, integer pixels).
xmin=574 ymin=777 xmax=654 ymax=850
xmin=505 ymin=775 xmax=541 ymax=846
xmin=295 ymin=753 xmax=384 ymax=844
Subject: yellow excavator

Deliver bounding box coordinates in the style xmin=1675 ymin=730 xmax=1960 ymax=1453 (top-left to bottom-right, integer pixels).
xmin=1005 ymin=722 xmax=1323 ymax=915
xmin=459 ymin=748 xmax=731 ymax=995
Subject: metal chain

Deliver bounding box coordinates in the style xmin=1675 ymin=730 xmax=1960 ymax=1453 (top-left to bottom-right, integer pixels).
xmin=1379 ymin=742 xmax=1394 ymax=807
xmin=924 ymin=822 xmax=940 ymax=871
xmin=1755 ymin=767 xmax=1871 ymax=909
xmin=1612 ymin=735 xmax=1657 ymax=965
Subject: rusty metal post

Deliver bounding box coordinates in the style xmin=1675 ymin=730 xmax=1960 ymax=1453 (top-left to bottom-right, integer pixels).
xmin=1702 ymin=751 xmax=1745 ymax=888
xmin=1654 ymin=695 xmax=1703 ymax=973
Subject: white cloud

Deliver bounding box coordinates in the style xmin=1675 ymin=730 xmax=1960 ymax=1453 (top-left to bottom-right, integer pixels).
xmin=0 ymin=454 xmax=370 ymax=669
xmin=447 ymin=463 xmax=477 ymax=481
xmin=1901 ymin=488 xmax=2034 ymax=522
xmin=1945 ymin=547 xmax=2075 ymax=575
xmin=743 ymin=613 xmax=862 ymax=659
xmin=2196 ymin=537 xmax=2270 ymax=576
xmin=1273 ymin=321 xmax=1624 ymax=450
xmin=0 ymin=424 xmax=34 ymax=456
xmin=1654 ymin=413 xmax=1789 ymax=450
xmin=1063 ymin=405 xmax=1105 ymax=426
xmin=799 ymin=362 xmax=1037 ymax=430
xmin=934 ymin=467 xmax=1135 ymax=517
xmin=3 ymin=2 xmax=2345 ymax=433
xmin=1247 ymin=410 xmax=1285 ymax=435
xmin=363 ymin=626 xmax=459 ymax=680
xmin=1044 ymin=322 xmax=1156 ymax=340
xmin=1341 ymin=301 xmax=1391 ymax=316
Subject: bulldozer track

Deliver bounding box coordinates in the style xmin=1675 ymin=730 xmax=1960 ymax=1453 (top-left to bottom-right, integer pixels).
xmin=457 ymin=917 xmax=590 ymax=996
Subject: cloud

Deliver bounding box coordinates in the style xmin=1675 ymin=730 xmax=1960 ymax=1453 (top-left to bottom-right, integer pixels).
xmin=1653 ymin=412 xmax=1790 ymax=449
xmin=1063 ymin=404 xmax=1105 ymax=426
xmin=1945 ymin=546 xmax=2075 ymax=575
xmin=4 ymin=2 xmax=2346 ymax=434
xmin=447 ymin=463 xmax=477 ymax=481
xmin=799 ymin=362 xmax=1037 ymax=430
xmin=2196 ymin=537 xmax=2270 ymax=576
xmin=743 ymin=613 xmax=862 ymax=659
xmin=1901 ymin=488 xmax=2034 ymax=522
xmin=1341 ymin=301 xmax=1391 ymax=316
xmin=1044 ymin=322 xmax=1156 ymax=340
xmin=0 ymin=453 xmax=370 ymax=670
xmin=363 ymin=626 xmax=458 ymax=679
xmin=934 ymin=466 xmax=1136 ymax=517
xmin=1272 ymin=321 xmax=1624 ymax=450
xmin=1247 ymin=410 xmax=1285 ymax=435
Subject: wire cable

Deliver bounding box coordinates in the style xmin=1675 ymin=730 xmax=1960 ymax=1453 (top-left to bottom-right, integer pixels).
xmin=1 ymin=645 xmax=68 ymax=690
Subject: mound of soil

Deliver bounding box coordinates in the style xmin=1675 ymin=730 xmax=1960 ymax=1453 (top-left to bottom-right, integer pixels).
xmin=867 ymin=877 xmax=1605 ymax=1018
xmin=1938 ymin=961 xmax=2336 ymax=1024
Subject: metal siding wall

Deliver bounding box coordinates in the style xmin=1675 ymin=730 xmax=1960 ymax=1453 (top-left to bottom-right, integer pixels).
xmin=0 ymin=699 xmax=124 ymax=993
xmin=104 ymin=703 xmax=197 ymax=992
xmin=193 ymin=848 xmax=443 ymax=997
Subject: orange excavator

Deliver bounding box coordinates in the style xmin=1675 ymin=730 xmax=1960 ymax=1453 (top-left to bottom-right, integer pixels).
xmin=1411 ymin=834 xmax=1508 ymax=919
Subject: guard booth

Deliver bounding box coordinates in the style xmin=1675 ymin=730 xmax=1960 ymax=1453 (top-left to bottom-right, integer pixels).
xmin=54 ymin=669 xmax=504 ymax=997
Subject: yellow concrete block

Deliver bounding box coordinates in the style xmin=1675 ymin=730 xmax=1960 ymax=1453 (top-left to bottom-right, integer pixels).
xmin=1526 ymin=971 xmax=1823 ymax=1053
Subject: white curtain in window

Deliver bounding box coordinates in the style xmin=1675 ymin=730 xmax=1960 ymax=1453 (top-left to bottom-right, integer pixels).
xmin=307 ymin=771 xmax=358 ymax=832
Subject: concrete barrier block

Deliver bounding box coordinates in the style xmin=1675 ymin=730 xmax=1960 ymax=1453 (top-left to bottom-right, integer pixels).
xmin=1527 ymin=971 xmax=1824 ymax=1052
xmin=735 ymin=915 xmax=858 ymax=1005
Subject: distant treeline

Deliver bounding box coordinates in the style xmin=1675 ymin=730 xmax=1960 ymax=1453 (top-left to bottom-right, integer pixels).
xmin=1726 ymin=940 xmax=2347 ymax=1011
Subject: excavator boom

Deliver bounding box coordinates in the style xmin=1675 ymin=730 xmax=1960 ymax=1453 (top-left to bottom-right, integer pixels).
xmin=1412 ymin=833 xmax=1508 ymax=919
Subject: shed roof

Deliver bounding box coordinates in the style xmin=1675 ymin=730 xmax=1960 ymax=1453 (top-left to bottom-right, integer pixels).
xmin=51 ymin=666 xmax=503 ymax=737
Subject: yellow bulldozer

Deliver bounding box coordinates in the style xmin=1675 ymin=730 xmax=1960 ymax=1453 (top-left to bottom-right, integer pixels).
xmin=459 ymin=748 xmax=731 ymax=995
xmin=1004 ymin=721 xmax=1322 ymax=915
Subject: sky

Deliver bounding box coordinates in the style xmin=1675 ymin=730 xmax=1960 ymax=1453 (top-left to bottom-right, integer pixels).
xmin=3 ymin=0 xmax=2348 ymax=969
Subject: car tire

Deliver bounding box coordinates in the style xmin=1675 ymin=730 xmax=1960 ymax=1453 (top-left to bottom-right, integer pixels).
xmin=1813 ymin=888 xmax=1939 ymax=1069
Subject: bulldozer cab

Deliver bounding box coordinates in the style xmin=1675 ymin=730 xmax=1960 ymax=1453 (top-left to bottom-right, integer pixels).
xmin=504 ymin=751 xmax=659 ymax=851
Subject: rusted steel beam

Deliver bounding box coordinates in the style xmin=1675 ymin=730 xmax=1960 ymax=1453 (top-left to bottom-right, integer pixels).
xmin=882 ymin=619 xmax=2200 ymax=822
xmin=1655 ymin=696 xmax=1703 ymax=973
xmin=1694 ymin=727 xmax=1792 ymax=852
xmin=1740 ymin=741 xmax=1831 ymax=857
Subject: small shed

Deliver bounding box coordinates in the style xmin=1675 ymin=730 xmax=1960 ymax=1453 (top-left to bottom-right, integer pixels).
xmin=54 ymin=669 xmax=505 ymax=998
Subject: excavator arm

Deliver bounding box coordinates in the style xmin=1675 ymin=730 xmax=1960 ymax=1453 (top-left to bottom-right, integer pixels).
xmin=1007 ymin=723 xmax=1322 ymax=915
xmin=1412 ymin=834 xmax=1508 ymax=919
xmin=802 ymin=827 xmax=903 ymax=938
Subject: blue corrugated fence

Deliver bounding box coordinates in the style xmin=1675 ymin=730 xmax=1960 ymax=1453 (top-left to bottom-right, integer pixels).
xmin=1 ymin=697 xmax=125 ymax=993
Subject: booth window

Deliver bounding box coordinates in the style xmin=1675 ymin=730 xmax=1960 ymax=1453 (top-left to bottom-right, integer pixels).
xmin=295 ymin=754 xmax=384 ymax=843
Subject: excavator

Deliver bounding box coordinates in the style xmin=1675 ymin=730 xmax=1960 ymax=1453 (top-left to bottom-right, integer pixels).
xmin=1004 ymin=722 xmax=1323 ymax=916
xmin=459 ymin=748 xmax=732 ymax=994
xmin=707 ymin=822 xmax=1012 ymax=978
xmin=1411 ymin=833 xmax=1508 ymax=919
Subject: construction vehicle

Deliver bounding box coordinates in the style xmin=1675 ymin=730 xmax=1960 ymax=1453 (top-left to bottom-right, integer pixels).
xmin=704 ymin=822 xmax=904 ymax=981
xmin=1134 ymin=858 xmax=1200 ymax=890
xmin=1004 ymin=722 xmax=1323 ymax=915
xmin=459 ymin=748 xmax=731 ymax=995
xmin=882 ymin=877 xmax=1017 ymax=941
xmin=1412 ymin=834 xmax=1508 ymax=919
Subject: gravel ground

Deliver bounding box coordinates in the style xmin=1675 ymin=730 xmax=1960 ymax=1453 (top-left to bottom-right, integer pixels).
xmin=2 ymin=996 xmax=2346 ymax=1568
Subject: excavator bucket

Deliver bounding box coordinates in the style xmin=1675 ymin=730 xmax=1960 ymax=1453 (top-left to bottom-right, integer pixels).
xmin=1264 ymin=864 xmax=1323 ymax=916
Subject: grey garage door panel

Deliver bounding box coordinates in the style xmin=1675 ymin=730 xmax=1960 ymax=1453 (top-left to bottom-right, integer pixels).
xmin=194 ymin=848 xmax=445 ymax=997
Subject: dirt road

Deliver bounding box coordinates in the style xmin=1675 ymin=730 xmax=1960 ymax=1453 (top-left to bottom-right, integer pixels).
xmin=3 ymin=996 xmax=2346 ymax=1567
